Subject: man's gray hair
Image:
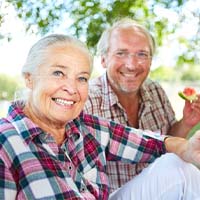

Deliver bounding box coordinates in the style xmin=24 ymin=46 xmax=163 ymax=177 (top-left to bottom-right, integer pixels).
xmin=97 ymin=18 xmax=156 ymax=57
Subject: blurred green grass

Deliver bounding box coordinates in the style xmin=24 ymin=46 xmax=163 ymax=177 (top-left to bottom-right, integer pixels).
xmin=187 ymin=123 xmax=200 ymax=139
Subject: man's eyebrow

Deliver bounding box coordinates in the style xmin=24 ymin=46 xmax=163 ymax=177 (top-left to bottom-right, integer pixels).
xmin=116 ymin=49 xmax=150 ymax=53
xmin=116 ymin=48 xmax=128 ymax=51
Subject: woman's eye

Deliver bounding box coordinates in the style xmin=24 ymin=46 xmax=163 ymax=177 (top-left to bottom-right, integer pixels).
xmin=78 ymin=77 xmax=88 ymax=82
xmin=52 ymin=71 xmax=64 ymax=77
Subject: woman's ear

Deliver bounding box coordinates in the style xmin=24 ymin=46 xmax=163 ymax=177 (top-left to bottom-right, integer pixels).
xmin=24 ymin=73 xmax=33 ymax=89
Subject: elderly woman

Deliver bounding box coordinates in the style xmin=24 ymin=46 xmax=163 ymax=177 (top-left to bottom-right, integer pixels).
xmin=0 ymin=34 xmax=200 ymax=200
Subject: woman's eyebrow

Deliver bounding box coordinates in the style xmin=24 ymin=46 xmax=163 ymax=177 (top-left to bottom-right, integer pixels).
xmin=51 ymin=64 xmax=68 ymax=69
xmin=51 ymin=65 xmax=90 ymax=75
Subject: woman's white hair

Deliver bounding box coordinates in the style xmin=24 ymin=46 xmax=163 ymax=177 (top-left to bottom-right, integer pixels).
xmin=97 ymin=18 xmax=156 ymax=57
xmin=22 ymin=34 xmax=93 ymax=75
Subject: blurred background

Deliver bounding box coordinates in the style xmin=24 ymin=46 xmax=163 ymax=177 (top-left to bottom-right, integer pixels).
xmin=0 ymin=0 xmax=200 ymax=120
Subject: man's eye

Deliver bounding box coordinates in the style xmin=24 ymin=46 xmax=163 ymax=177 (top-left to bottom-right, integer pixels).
xmin=78 ymin=77 xmax=88 ymax=82
xmin=52 ymin=71 xmax=64 ymax=77
xmin=137 ymin=52 xmax=149 ymax=59
xmin=116 ymin=51 xmax=126 ymax=57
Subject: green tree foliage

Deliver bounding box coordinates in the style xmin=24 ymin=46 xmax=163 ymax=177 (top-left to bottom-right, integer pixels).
xmin=150 ymin=64 xmax=200 ymax=82
xmin=150 ymin=66 xmax=178 ymax=81
xmin=3 ymin=0 xmax=197 ymax=50
xmin=0 ymin=74 xmax=23 ymax=100
xmin=181 ymin=65 xmax=200 ymax=81
xmin=1 ymin=0 xmax=200 ymax=80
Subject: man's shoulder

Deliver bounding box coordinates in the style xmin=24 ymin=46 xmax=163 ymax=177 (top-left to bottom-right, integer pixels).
xmin=141 ymin=79 xmax=168 ymax=101
xmin=143 ymin=79 xmax=165 ymax=93
xmin=89 ymin=75 xmax=106 ymax=96
xmin=85 ymin=74 xmax=109 ymax=112
xmin=144 ymin=79 xmax=163 ymax=88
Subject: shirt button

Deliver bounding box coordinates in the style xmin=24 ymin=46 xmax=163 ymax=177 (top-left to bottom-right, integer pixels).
xmin=68 ymin=165 xmax=72 ymax=170
xmin=81 ymin=187 xmax=86 ymax=192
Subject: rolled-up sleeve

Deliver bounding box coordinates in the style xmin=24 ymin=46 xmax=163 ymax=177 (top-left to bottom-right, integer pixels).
xmin=106 ymin=121 xmax=166 ymax=163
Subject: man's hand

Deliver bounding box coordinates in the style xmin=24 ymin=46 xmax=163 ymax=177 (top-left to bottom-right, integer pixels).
xmin=182 ymin=94 xmax=200 ymax=127
xmin=168 ymin=94 xmax=200 ymax=138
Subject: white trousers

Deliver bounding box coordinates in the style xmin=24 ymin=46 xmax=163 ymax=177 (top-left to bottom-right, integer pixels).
xmin=109 ymin=153 xmax=200 ymax=200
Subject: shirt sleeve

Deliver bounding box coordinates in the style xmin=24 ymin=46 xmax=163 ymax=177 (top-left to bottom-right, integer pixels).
xmin=0 ymin=158 xmax=17 ymax=199
xmin=106 ymin=120 xmax=166 ymax=164
xmin=154 ymin=82 xmax=177 ymax=128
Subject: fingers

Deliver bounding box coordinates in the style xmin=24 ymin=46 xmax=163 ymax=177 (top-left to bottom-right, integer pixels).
xmin=191 ymin=94 xmax=200 ymax=110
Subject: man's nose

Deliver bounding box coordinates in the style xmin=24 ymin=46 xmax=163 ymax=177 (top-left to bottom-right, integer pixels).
xmin=124 ymin=55 xmax=138 ymax=70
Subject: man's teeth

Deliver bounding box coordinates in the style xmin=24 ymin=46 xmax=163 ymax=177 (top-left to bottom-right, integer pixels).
xmin=54 ymin=98 xmax=74 ymax=106
xmin=122 ymin=73 xmax=136 ymax=77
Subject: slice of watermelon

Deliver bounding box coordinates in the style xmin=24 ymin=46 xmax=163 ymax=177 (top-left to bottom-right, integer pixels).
xmin=178 ymin=87 xmax=197 ymax=101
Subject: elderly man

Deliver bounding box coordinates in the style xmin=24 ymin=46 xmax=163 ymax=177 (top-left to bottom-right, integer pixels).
xmin=84 ymin=18 xmax=200 ymax=193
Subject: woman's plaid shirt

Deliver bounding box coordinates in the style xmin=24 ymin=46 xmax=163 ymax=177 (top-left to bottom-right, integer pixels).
xmin=0 ymin=101 xmax=165 ymax=199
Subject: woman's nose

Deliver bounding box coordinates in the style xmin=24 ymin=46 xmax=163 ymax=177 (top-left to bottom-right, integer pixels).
xmin=62 ymin=79 xmax=77 ymax=95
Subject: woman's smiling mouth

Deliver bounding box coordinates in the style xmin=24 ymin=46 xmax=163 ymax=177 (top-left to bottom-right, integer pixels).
xmin=52 ymin=98 xmax=75 ymax=106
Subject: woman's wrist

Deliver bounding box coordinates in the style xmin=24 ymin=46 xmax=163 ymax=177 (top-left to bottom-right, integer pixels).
xmin=164 ymin=136 xmax=188 ymax=160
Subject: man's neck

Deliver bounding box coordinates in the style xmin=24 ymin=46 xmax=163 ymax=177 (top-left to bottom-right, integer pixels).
xmin=116 ymin=91 xmax=140 ymax=128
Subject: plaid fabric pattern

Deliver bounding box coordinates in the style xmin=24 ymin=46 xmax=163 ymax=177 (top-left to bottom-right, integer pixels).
xmin=0 ymin=101 xmax=165 ymax=199
xmin=84 ymin=72 xmax=176 ymax=192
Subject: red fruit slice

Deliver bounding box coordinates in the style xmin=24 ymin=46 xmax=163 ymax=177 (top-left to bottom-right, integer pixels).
xmin=178 ymin=87 xmax=197 ymax=101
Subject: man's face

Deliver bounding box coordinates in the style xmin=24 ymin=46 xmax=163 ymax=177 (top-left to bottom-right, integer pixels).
xmin=102 ymin=27 xmax=152 ymax=95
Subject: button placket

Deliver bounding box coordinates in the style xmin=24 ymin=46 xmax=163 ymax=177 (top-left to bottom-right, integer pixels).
xmin=68 ymin=164 xmax=73 ymax=171
xmin=80 ymin=186 xmax=86 ymax=192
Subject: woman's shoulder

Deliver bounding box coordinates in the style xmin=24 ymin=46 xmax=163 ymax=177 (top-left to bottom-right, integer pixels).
xmin=0 ymin=117 xmax=20 ymax=139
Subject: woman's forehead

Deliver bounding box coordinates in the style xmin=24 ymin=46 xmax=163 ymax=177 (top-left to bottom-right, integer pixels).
xmin=37 ymin=45 xmax=91 ymax=73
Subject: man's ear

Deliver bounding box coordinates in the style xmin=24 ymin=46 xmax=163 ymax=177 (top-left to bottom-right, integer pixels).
xmin=101 ymin=56 xmax=107 ymax=69
xmin=24 ymin=73 xmax=33 ymax=89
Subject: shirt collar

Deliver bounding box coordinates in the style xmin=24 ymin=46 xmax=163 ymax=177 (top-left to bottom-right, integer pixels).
xmin=101 ymin=73 xmax=120 ymax=108
xmin=140 ymin=79 xmax=154 ymax=103
xmin=7 ymin=101 xmax=82 ymax=145
xmin=7 ymin=101 xmax=43 ymax=144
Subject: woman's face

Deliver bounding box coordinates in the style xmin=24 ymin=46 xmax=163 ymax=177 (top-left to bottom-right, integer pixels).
xmin=25 ymin=44 xmax=91 ymax=126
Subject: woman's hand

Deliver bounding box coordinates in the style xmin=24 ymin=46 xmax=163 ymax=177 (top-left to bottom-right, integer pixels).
xmin=164 ymin=131 xmax=200 ymax=165
xmin=184 ymin=130 xmax=200 ymax=165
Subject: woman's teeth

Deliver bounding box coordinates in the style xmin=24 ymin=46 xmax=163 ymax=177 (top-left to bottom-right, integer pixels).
xmin=53 ymin=98 xmax=74 ymax=106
